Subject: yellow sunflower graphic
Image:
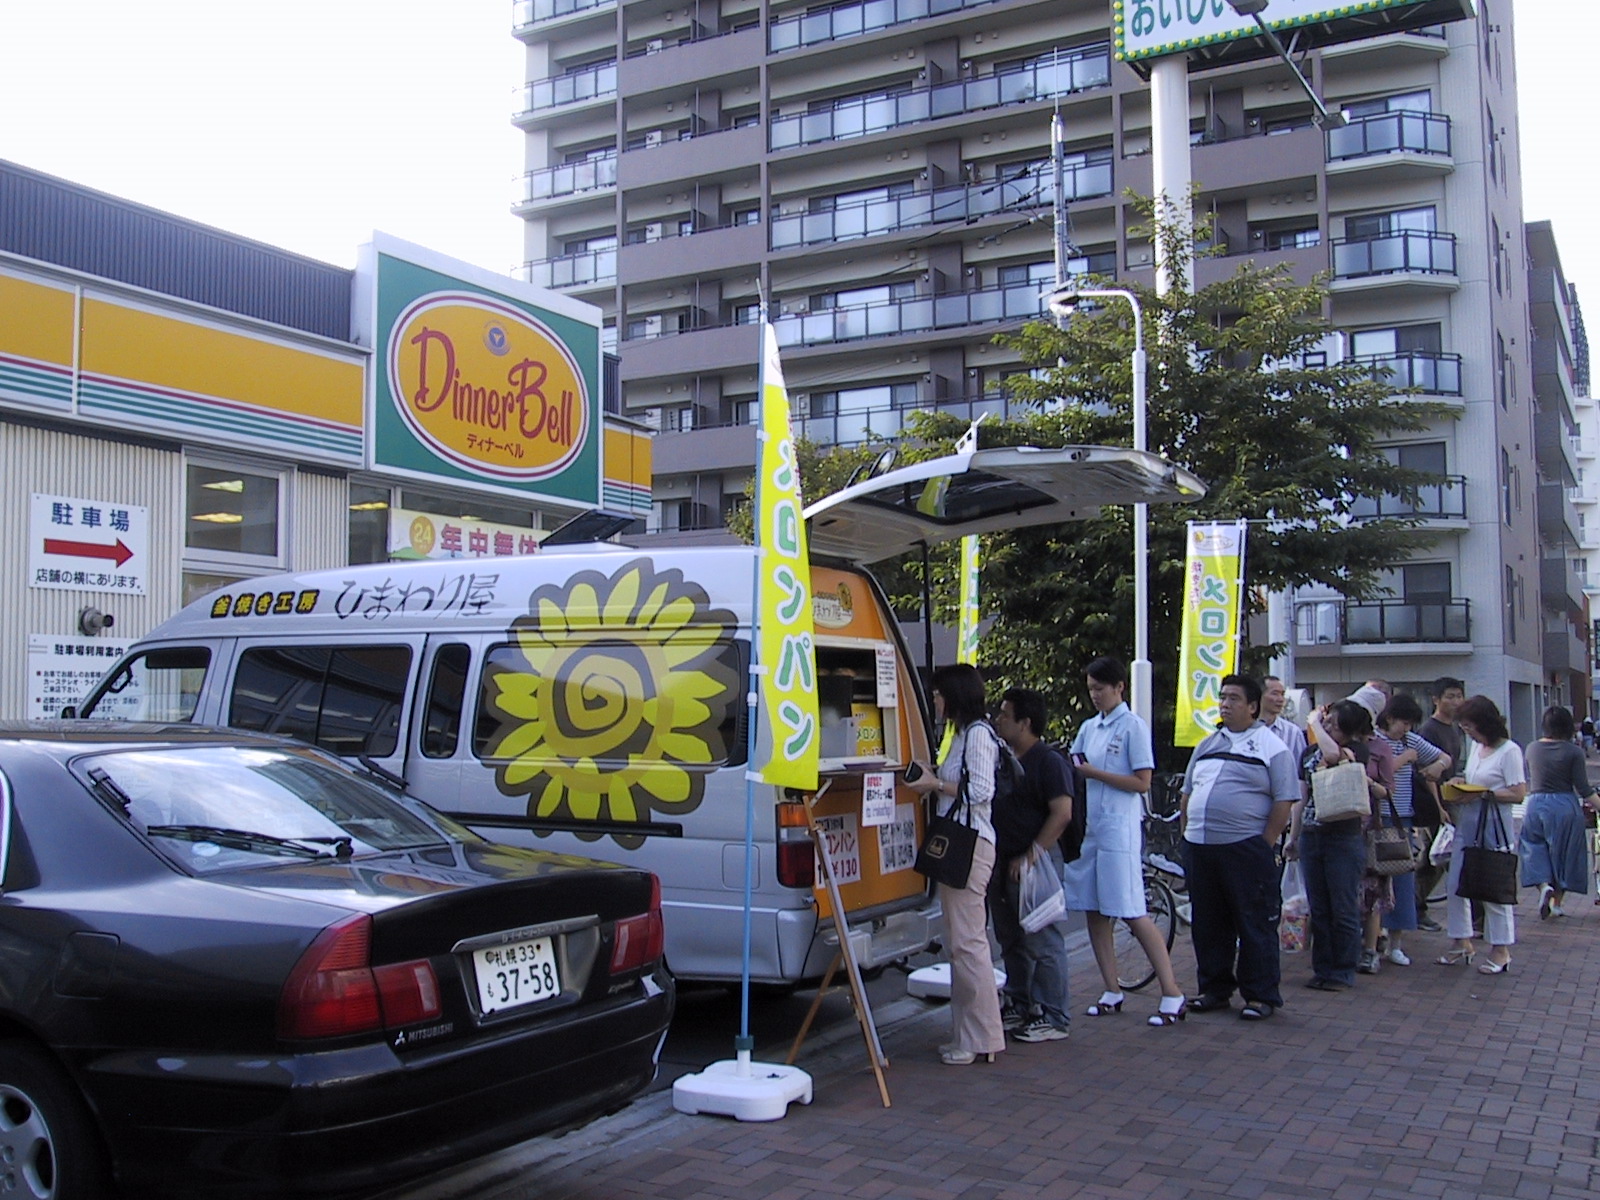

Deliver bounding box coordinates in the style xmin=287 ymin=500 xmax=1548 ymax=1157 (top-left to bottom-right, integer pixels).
xmin=482 ymin=559 xmax=738 ymax=847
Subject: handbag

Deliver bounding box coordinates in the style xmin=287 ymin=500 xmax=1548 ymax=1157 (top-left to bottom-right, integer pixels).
xmin=1311 ymin=759 xmax=1370 ymax=821
xmin=1454 ymin=797 xmax=1518 ymax=905
xmin=1366 ymin=795 xmax=1419 ymax=877
xmin=913 ymin=735 xmax=983 ymax=889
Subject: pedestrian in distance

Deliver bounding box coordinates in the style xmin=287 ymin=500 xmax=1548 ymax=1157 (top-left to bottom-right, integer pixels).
xmin=990 ymin=688 xmax=1076 ymax=1043
xmin=1180 ymin=674 xmax=1299 ymax=1021
xmin=1439 ymin=695 xmax=1524 ymax=974
xmin=904 ymin=663 xmax=1007 ymax=1065
xmin=1580 ymin=715 xmax=1595 ymax=757
xmin=1519 ymin=705 xmax=1595 ymax=920
xmin=1063 ymin=658 xmax=1188 ymax=1027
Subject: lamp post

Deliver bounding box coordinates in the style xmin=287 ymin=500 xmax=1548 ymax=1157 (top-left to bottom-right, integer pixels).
xmin=1048 ymin=284 xmax=1151 ymax=732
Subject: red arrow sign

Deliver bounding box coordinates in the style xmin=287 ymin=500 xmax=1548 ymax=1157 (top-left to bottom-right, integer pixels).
xmin=43 ymin=537 xmax=135 ymax=568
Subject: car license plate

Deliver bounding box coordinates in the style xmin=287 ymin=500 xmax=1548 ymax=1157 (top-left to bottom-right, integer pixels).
xmin=472 ymin=935 xmax=560 ymax=1015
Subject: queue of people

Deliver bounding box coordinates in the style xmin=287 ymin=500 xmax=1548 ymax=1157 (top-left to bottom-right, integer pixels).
xmin=913 ymin=662 xmax=1596 ymax=1063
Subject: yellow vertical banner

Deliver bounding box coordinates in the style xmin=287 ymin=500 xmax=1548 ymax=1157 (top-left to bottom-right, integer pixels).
xmin=751 ymin=323 xmax=820 ymax=790
xmin=1174 ymin=520 xmax=1248 ymax=747
xmin=956 ymin=535 xmax=981 ymax=665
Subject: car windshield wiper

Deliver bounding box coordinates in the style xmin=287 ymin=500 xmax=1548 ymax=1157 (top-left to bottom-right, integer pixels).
xmin=145 ymin=825 xmax=353 ymax=860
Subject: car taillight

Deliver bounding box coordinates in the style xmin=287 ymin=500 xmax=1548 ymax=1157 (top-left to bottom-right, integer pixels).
xmin=610 ymin=875 xmax=665 ymax=973
xmin=775 ymin=800 xmax=815 ymax=889
xmin=278 ymin=914 xmax=441 ymax=1040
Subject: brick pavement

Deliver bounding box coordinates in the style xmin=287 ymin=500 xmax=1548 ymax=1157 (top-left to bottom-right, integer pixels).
xmin=393 ymin=894 xmax=1600 ymax=1200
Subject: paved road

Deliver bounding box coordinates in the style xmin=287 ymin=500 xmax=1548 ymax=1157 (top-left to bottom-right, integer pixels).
xmin=377 ymin=891 xmax=1599 ymax=1200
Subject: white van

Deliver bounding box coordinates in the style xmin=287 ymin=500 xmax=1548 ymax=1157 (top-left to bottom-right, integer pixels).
xmin=77 ymin=446 xmax=1203 ymax=983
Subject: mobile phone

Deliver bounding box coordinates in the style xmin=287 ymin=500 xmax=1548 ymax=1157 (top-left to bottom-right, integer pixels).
xmin=1071 ymin=752 xmax=1088 ymax=766
xmin=903 ymin=762 xmax=924 ymax=783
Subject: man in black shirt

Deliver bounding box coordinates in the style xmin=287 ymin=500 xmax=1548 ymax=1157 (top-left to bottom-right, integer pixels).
xmin=1416 ymin=676 xmax=1466 ymax=932
xmin=990 ymin=687 xmax=1075 ymax=1043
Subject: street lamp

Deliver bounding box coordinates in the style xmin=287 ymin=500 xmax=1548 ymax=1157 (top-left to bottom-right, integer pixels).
xmin=1048 ymin=283 xmax=1152 ymax=734
xmin=1224 ymin=0 xmax=1347 ymax=129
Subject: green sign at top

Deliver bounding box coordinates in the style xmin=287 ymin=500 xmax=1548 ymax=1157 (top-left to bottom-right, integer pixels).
xmin=1114 ymin=0 xmax=1476 ymax=70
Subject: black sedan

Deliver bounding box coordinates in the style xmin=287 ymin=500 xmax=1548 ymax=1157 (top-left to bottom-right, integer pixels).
xmin=0 ymin=722 xmax=674 ymax=1199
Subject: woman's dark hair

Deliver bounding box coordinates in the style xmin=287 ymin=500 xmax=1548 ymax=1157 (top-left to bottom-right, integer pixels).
xmin=1378 ymin=693 xmax=1425 ymax=729
xmin=1541 ymin=705 xmax=1575 ymax=740
xmin=1085 ymin=656 xmax=1128 ymax=688
xmin=1328 ymin=699 xmax=1374 ymax=741
xmin=932 ymin=663 xmax=988 ymax=729
xmin=1456 ymin=695 xmax=1509 ymax=744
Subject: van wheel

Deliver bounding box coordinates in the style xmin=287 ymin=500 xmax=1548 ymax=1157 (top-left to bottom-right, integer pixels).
xmin=0 ymin=1041 xmax=110 ymax=1200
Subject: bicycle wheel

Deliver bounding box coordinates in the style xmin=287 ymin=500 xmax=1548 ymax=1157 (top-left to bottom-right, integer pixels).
xmin=1114 ymin=874 xmax=1178 ymax=991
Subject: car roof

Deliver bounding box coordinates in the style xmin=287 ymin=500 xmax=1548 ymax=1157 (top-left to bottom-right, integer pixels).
xmin=0 ymin=720 xmax=306 ymax=759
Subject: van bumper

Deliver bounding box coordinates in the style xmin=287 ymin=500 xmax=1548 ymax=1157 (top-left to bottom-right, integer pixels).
xmin=785 ymin=897 xmax=943 ymax=979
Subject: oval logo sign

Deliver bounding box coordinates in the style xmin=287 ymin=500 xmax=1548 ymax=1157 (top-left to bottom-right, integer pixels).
xmin=388 ymin=292 xmax=590 ymax=481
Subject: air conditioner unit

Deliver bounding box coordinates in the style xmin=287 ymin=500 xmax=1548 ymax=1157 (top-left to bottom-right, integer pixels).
xmin=646 ymin=38 xmax=665 ymax=53
xmin=644 ymin=130 xmax=664 ymax=148
xmin=645 ymin=222 xmax=664 ymax=242
xmin=1128 ymin=246 xmax=1154 ymax=266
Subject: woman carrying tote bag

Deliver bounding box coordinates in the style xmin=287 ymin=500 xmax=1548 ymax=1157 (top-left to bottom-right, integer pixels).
xmin=1519 ymin=705 xmax=1595 ymax=919
xmin=1439 ymin=695 xmax=1525 ymax=974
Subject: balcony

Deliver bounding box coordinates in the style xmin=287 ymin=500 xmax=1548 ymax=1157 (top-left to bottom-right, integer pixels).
xmin=769 ymin=0 xmax=1002 ymax=53
xmin=1349 ymin=350 xmax=1463 ymax=397
xmin=1535 ymin=408 xmax=1579 ymax=488
xmin=519 ymin=247 xmax=616 ymax=290
xmin=1330 ymin=230 xmax=1458 ymax=295
xmin=1544 ymin=626 xmax=1588 ymax=677
xmin=769 ymin=45 xmax=1110 ymax=151
xmin=1326 ymin=112 xmax=1452 ymax=182
xmin=770 ymin=159 xmax=1112 ymax=251
xmin=1350 ymin=476 xmax=1467 ymax=526
xmin=514 ymin=62 xmax=617 ymax=123
xmin=1294 ymin=597 xmax=1471 ymax=655
xmin=1542 ymin=556 xmax=1586 ymax=618
xmin=1539 ymin=481 xmax=1582 ymax=548
xmin=793 ymin=393 xmax=1034 ymax=448
xmin=514 ymin=153 xmax=617 ymax=209
xmin=512 ymin=0 xmax=613 ymax=33
xmin=773 ymin=283 xmax=1045 ymax=350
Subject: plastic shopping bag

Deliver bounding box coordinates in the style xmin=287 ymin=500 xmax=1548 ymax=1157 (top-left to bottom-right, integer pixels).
xmin=1429 ymin=823 xmax=1455 ymax=867
xmin=1279 ymin=860 xmax=1309 ymax=953
xmin=1019 ymin=853 xmax=1066 ymax=933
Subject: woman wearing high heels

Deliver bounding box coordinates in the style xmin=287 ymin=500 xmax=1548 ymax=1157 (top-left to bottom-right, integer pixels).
xmin=1439 ymin=695 xmax=1525 ymax=974
xmin=906 ymin=663 xmax=1006 ymax=1064
xmin=1519 ymin=705 xmax=1595 ymax=919
xmin=1065 ymin=657 xmax=1187 ymax=1027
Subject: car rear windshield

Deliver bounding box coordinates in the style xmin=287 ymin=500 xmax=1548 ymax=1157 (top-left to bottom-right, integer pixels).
xmin=84 ymin=745 xmax=446 ymax=874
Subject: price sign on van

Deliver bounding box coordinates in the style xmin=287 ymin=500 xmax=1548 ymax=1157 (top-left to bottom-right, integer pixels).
xmin=815 ymin=814 xmax=861 ymax=886
xmin=861 ymin=773 xmax=895 ymax=826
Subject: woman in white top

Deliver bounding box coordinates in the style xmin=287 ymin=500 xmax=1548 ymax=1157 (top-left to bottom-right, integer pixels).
xmin=907 ymin=663 xmax=1005 ymax=1064
xmin=1440 ymin=694 xmax=1525 ymax=974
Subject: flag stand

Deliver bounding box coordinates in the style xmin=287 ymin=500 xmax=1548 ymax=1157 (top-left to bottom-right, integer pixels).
xmin=785 ymin=785 xmax=891 ymax=1108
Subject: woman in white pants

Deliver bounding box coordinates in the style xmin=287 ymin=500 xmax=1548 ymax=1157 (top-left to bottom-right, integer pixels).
xmin=1440 ymin=695 xmax=1525 ymax=974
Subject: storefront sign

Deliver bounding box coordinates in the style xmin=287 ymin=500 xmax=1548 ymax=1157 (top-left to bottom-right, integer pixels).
xmin=29 ymin=493 xmax=149 ymax=595
xmin=388 ymin=508 xmax=544 ymax=561
xmin=27 ymin=634 xmax=133 ymax=718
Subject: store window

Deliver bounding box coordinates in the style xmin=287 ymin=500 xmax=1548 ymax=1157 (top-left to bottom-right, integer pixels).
xmin=349 ymin=483 xmax=393 ymax=565
xmin=185 ymin=463 xmax=281 ymax=559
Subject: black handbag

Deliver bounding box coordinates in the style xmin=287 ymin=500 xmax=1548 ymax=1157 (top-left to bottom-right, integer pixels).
xmin=1454 ymin=797 xmax=1518 ymax=905
xmin=913 ymin=734 xmax=983 ymax=889
xmin=1367 ymin=795 xmax=1419 ymax=877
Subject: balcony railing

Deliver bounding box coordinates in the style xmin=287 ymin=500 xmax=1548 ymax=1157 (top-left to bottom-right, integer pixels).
xmin=770 ymin=45 xmax=1109 ymax=150
xmin=1327 ymin=111 xmax=1451 ymax=161
xmin=1332 ymin=230 xmax=1456 ymax=279
xmin=519 ymin=248 xmax=616 ymax=289
xmin=517 ymin=153 xmax=617 ymax=204
xmin=1350 ymin=349 xmax=1463 ymax=396
xmin=1296 ymin=598 xmax=1471 ymax=646
xmin=1350 ymin=476 xmax=1467 ymax=522
xmin=774 ymin=283 xmax=1045 ymax=347
xmin=770 ymin=159 xmax=1111 ymax=249
xmin=513 ymin=0 xmax=613 ymax=29
xmin=516 ymin=62 xmax=617 ymax=117
xmin=769 ymin=0 xmax=1002 ymax=52
xmin=793 ymin=392 xmax=1033 ymax=447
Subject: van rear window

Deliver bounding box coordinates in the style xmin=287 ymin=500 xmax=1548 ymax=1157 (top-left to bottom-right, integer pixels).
xmin=229 ymin=646 xmax=411 ymax=757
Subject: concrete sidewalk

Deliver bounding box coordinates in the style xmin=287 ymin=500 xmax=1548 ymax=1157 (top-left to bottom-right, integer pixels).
xmin=388 ymin=894 xmax=1600 ymax=1200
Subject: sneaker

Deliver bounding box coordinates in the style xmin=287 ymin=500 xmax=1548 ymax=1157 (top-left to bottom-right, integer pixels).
xmin=1417 ymin=917 xmax=1443 ymax=933
xmin=1012 ymin=1019 xmax=1070 ymax=1043
xmin=1356 ymin=950 xmax=1380 ymax=975
xmin=1386 ymin=947 xmax=1411 ymax=967
xmin=1000 ymin=1003 xmax=1031 ymax=1032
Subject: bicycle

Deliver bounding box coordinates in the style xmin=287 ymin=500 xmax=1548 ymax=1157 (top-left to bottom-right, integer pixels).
xmin=1112 ymin=774 xmax=1189 ymax=991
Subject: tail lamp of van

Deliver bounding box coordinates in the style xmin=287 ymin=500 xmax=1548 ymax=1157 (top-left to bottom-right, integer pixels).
xmin=278 ymin=914 xmax=442 ymax=1040
xmin=775 ymin=801 xmax=816 ymax=889
xmin=610 ymin=874 xmax=665 ymax=973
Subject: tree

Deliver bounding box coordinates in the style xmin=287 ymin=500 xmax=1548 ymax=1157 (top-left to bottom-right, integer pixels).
xmin=779 ymin=211 xmax=1454 ymax=746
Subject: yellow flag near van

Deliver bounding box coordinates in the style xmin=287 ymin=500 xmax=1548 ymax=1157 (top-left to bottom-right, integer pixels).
xmin=956 ymin=535 xmax=980 ymax=666
xmin=751 ymin=323 xmax=820 ymax=790
xmin=1174 ymin=520 xmax=1248 ymax=747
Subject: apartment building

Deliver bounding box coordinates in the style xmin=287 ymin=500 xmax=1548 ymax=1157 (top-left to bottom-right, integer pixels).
xmin=510 ymin=0 xmax=1548 ymax=730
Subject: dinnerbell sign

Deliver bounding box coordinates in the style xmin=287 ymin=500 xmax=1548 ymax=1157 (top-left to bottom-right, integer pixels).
xmin=360 ymin=234 xmax=602 ymax=505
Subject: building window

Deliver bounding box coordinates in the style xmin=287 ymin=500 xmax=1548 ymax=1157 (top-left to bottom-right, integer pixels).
xmin=1498 ymin=333 xmax=1510 ymax=409
xmin=1345 ymin=206 xmax=1435 ymax=240
xmin=348 ymin=483 xmax=393 ymax=565
xmin=1502 ymin=448 xmax=1513 ymax=526
xmin=1505 ymin=565 xmax=1516 ymax=645
xmin=1486 ymin=104 xmax=1497 ymax=183
xmin=184 ymin=461 xmax=283 ymax=564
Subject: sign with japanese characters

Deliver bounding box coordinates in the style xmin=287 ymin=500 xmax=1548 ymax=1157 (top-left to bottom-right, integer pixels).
xmin=1175 ymin=520 xmax=1247 ymax=746
xmin=362 ymin=234 xmax=602 ymax=506
xmin=27 ymin=635 xmax=134 ymax=718
xmin=387 ymin=508 xmax=545 ymax=561
xmin=861 ymin=772 xmax=895 ymax=827
xmin=28 ymin=493 xmax=149 ymax=595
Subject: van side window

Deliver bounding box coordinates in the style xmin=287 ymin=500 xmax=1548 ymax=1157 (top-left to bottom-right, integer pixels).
xmin=80 ymin=647 xmax=212 ymax=722
xmin=229 ymin=646 xmax=411 ymax=757
xmin=421 ymin=644 xmax=471 ymax=759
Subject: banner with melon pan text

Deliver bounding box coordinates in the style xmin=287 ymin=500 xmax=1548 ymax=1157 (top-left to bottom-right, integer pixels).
xmin=1175 ymin=520 xmax=1247 ymax=747
xmin=750 ymin=322 xmax=820 ymax=790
